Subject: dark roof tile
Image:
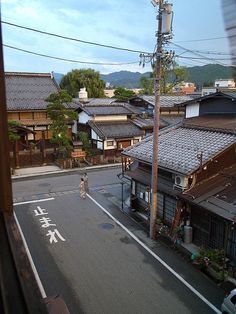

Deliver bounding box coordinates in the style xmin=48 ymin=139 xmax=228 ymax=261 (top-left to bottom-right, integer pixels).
xmin=88 ymin=121 xmax=144 ymax=139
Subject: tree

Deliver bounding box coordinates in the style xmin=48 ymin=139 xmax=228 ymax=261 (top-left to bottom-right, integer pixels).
xmin=46 ymin=90 xmax=77 ymax=155
xmin=78 ymin=131 xmax=91 ymax=156
xmin=139 ymin=53 xmax=188 ymax=95
xmin=161 ymin=53 xmax=188 ymax=94
xmin=60 ymin=69 xmax=105 ymax=98
xmin=8 ymin=120 xmax=21 ymax=142
xmin=113 ymin=87 xmax=136 ymax=100
xmin=139 ymin=75 xmax=154 ymax=95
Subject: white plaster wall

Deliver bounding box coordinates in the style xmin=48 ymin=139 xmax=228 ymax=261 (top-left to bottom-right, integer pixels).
xmin=79 ymin=111 xmax=90 ymax=124
xmin=186 ymin=103 xmax=199 ymax=118
xmin=131 ymin=137 xmax=142 ymax=145
xmin=91 ymin=129 xmax=102 ymax=141
xmin=72 ymin=120 xmax=77 ymax=134
xmin=94 ymin=115 xmax=127 ymax=122
xmin=104 ymin=139 xmax=116 ymax=150
xmin=91 ymin=130 xmax=103 ymax=149
xmin=97 ymin=141 xmax=103 ymax=150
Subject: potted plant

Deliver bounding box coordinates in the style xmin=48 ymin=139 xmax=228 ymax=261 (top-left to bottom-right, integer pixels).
xmin=193 ymin=247 xmax=228 ymax=282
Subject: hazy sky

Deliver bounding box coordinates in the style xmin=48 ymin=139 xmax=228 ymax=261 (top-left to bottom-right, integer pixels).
xmin=1 ymin=0 xmax=231 ymax=74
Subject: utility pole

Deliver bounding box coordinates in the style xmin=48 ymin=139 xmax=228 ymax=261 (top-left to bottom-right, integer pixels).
xmin=149 ymin=0 xmax=173 ymax=239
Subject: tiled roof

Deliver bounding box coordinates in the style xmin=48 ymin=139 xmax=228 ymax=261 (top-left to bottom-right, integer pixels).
xmin=5 ymin=72 xmax=79 ymax=111
xmin=122 ymin=125 xmax=236 ymax=175
xmin=160 ymin=115 xmax=184 ymax=126
xmin=132 ymin=117 xmax=154 ymax=129
xmin=183 ymin=115 xmax=236 ymax=134
xmin=222 ymin=91 xmax=236 ymax=98
xmin=13 ymin=119 xmax=53 ymax=126
xmin=88 ymin=121 xmax=144 ymax=139
xmin=82 ymin=98 xmax=117 ymax=106
xmin=81 ymin=105 xmax=133 ymax=116
xmin=119 ymin=103 xmax=142 ymax=114
xmin=181 ymin=164 xmax=236 ymax=221
xmin=137 ymin=95 xmax=192 ymax=108
xmin=78 ymin=100 xmax=142 ymax=116
xmin=131 ymin=115 xmax=183 ymax=129
xmin=177 ymin=91 xmax=236 ymax=107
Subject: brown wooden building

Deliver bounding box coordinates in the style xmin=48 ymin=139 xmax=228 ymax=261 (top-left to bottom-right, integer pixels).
xmin=6 ymin=72 xmax=79 ymax=168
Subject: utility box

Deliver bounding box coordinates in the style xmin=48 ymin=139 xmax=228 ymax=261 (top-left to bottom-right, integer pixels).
xmin=162 ymin=3 xmax=173 ymax=34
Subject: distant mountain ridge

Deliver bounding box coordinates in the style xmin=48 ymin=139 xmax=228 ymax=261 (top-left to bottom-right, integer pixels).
xmin=55 ymin=64 xmax=234 ymax=90
xmin=101 ymin=64 xmax=234 ymax=89
xmin=101 ymin=71 xmax=150 ymax=89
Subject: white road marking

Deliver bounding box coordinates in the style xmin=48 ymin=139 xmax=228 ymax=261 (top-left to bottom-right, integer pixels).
xmin=13 ymin=212 xmax=47 ymax=298
xmin=13 ymin=197 xmax=55 ymax=206
xmin=87 ymin=194 xmax=221 ymax=314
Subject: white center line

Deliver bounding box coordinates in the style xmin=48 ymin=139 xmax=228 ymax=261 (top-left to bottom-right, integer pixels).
xmin=13 ymin=212 xmax=47 ymax=299
xmin=13 ymin=197 xmax=55 ymax=206
xmin=87 ymin=193 xmax=221 ymax=314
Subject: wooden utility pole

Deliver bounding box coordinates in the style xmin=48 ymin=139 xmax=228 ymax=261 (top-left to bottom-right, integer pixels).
xmin=150 ymin=0 xmax=163 ymax=239
xmin=150 ymin=1 xmax=173 ymax=239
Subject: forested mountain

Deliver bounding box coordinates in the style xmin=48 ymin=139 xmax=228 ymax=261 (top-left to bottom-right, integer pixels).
xmin=100 ymin=64 xmax=234 ymax=89
xmin=101 ymin=71 xmax=150 ymax=88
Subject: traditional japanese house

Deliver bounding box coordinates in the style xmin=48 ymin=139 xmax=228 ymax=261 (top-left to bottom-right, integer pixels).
xmin=6 ymin=72 xmax=79 ymax=167
xmin=122 ymin=91 xmax=236 ymax=259
xmin=128 ymin=95 xmax=192 ymax=126
xmin=77 ymin=100 xmax=145 ymax=161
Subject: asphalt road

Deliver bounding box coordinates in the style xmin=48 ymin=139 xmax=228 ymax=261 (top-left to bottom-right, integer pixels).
xmin=12 ymin=168 xmax=224 ymax=314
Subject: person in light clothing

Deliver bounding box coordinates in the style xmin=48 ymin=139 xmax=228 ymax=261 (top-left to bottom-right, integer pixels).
xmin=83 ymin=172 xmax=89 ymax=192
xmin=79 ymin=178 xmax=86 ymax=199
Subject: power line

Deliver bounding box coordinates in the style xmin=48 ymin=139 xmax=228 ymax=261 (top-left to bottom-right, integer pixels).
xmin=169 ymin=45 xmax=236 ymax=56
xmin=2 ymin=21 xmax=151 ymax=54
xmin=170 ymin=42 xmax=228 ymax=66
xmin=176 ymin=55 xmax=236 ymax=61
xmin=174 ymin=35 xmax=228 ymax=43
xmin=3 ymin=44 xmax=140 ymax=66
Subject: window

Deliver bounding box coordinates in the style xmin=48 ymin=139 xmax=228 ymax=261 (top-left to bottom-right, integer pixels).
xmin=133 ymin=139 xmax=139 ymax=144
xmin=107 ymin=140 xmax=114 ymax=147
xmin=136 ymin=182 xmax=149 ymax=203
xmin=164 ymin=196 xmax=176 ymax=224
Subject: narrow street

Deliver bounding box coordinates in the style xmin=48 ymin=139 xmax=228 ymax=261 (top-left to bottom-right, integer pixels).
xmin=12 ymin=167 xmax=225 ymax=313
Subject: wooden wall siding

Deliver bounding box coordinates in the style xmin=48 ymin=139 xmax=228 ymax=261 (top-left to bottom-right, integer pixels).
xmin=35 ymin=131 xmax=42 ymax=141
xmin=10 ymin=149 xmax=54 ymax=168
xmin=20 ymin=112 xmax=33 ymax=119
xmin=195 ymin=144 xmax=236 ymax=184
xmin=8 ymin=112 xmax=20 ymax=120
xmin=191 ymin=206 xmax=225 ymax=249
xmin=47 ymin=130 xmax=53 ymax=139
xmin=227 ymin=228 xmax=236 ymax=260
xmin=199 ymin=98 xmax=236 ymax=115
xmin=117 ymin=140 xmax=131 ymax=150
xmin=33 ymin=112 xmax=47 ymax=119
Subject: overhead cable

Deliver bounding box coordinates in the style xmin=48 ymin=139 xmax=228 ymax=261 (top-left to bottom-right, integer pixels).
xmin=3 ymin=44 xmax=140 ymax=65
xmin=2 ymin=21 xmax=151 ymax=54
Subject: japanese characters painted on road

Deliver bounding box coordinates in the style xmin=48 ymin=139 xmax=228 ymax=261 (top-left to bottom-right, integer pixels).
xmin=33 ymin=206 xmax=66 ymax=244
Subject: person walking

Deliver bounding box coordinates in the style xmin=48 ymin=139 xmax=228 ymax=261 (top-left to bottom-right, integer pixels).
xmin=83 ymin=172 xmax=89 ymax=192
xmin=79 ymin=178 xmax=86 ymax=199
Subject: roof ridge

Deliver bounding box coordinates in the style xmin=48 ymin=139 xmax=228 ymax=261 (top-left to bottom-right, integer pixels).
xmin=5 ymin=72 xmax=52 ymax=77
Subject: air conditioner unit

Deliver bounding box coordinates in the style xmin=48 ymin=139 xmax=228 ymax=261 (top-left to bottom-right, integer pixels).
xmin=174 ymin=175 xmax=189 ymax=190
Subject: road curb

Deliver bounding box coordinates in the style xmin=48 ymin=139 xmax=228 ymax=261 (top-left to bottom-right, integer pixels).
xmin=11 ymin=163 xmax=122 ymax=181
